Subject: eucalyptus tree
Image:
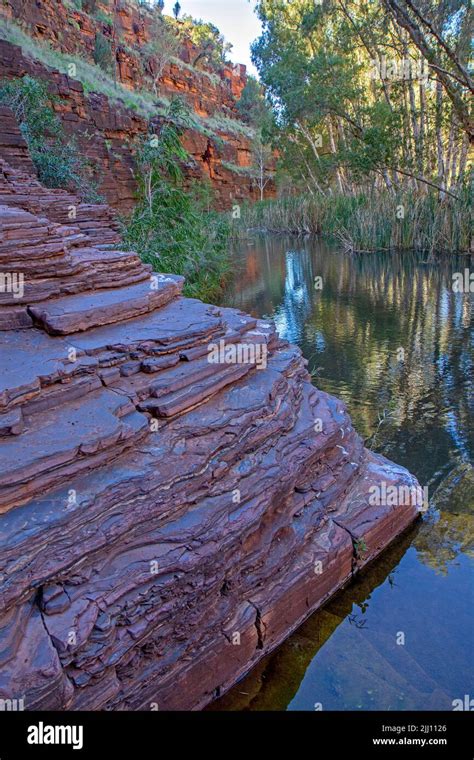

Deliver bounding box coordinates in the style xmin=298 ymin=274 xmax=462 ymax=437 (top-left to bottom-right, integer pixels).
xmin=252 ymin=0 xmax=471 ymax=197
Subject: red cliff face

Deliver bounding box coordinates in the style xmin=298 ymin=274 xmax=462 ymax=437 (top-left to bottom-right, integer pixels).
xmin=0 ymin=0 xmax=264 ymax=211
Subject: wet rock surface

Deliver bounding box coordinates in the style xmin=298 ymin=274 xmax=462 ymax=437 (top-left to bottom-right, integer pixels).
xmin=0 ymin=156 xmax=420 ymax=710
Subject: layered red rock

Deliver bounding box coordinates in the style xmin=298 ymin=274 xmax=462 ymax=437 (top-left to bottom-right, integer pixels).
xmin=0 ymin=1 xmax=247 ymax=111
xmin=0 ymin=164 xmax=158 ymax=329
xmin=0 ymin=4 xmax=270 ymax=211
xmin=0 ymin=105 xmax=36 ymax=174
xmin=0 ymin=153 xmax=121 ymax=247
xmin=0 ymin=158 xmax=420 ymax=710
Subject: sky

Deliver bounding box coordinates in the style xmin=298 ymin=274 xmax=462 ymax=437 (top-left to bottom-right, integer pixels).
xmin=161 ymin=0 xmax=262 ymax=76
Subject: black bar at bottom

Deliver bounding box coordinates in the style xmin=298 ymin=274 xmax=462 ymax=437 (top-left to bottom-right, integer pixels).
xmin=0 ymin=710 xmax=471 ymax=757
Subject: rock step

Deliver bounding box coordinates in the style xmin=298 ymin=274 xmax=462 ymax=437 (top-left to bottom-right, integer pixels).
xmin=0 ymin=305 xmax=33 ymax=330
xmin=0 ymin=250 xmax=151 ymax=307
xmin=63 ymin=297 xmax=225 ymax=356
xmin=0 ymin=203 xmax=152 ymax=312
xmin=113 ymin=351 xmax=247 ymax=403
xmin=0 ymin=154 xmax=120 ymax=247
xmin=0 ymin=387 xmax=149 ymax=513
xmin=0 ymin=206 xmax=68 ymax=260
xmin=0 ymin=300 xmax=237 ymax=415
xmin=28 ymin=274 xmax=184 ymax=335
xmin=0 ymin=329 xmax=91 ymax=413
xmin=138 ymin=361 xmax=256 ymax=418
xmin=0 ymin=350 xmax=311 ymax=609
xmin=22 ymin=375 xmax=103 ymax=416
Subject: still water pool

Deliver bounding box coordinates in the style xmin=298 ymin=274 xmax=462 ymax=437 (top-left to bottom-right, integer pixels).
xmin=211 ymin=236 xmax=474 ymax=711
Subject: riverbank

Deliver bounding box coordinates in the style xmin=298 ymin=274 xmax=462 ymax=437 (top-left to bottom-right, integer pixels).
xmin=233 ymin=190 xmax=472 ymax=255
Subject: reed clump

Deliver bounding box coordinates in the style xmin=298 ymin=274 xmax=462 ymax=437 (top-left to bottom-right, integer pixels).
xmin=235 ymin=188 xmax=471 ymax=254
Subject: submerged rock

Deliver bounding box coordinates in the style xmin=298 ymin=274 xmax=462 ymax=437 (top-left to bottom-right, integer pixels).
xmin=0 ymin=152 xmax=420 ymax=710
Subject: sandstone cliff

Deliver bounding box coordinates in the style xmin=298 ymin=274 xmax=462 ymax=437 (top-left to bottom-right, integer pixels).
xmin=0 ymin=0 xmax=265 ymax=211
xmin=0 ymin=118 xmax=420 ymax=710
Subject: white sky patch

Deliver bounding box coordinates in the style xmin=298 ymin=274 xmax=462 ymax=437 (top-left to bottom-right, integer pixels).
xmin=162 ymin=0 xmax=261 ymax=76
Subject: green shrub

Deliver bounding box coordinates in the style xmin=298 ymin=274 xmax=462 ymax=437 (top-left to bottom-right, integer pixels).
xmin=123 ymin=99 xmax=231 ymax=300
xmin=93 ymin=32 xmax=114 ymax=73
xmin=93 ymin=9 xmax=113 ymax=28
xmin=0 ymin=76 xmax=102 ymax=201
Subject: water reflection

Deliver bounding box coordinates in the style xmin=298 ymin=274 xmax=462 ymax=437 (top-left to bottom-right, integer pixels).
xmin=213 ymin=236 xmax=474 ymax=711
xmin=221 ymin=237 xmax=473 ymax=484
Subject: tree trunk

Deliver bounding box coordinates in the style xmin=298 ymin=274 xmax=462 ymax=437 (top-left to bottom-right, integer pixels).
xmin=382 ymin=0 xmax=473 ymax=142
xmin=435 ymin=80 xmax=446 ymax=197
xmin=328 ymin=119 xmax=344 ymax=193
xmin=456 ymin=134 xmax=469 ymax=188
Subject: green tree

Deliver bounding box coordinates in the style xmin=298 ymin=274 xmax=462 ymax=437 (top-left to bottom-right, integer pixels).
xmin=237 ymin=75 xmax=272 ymax=133
xmin=142 ymin=16 xmax=179 ymax=95
xmin=178 ymin=16 xmax=232 ymax=68
xmin=252 ymin=0 xmax=471 ymax=198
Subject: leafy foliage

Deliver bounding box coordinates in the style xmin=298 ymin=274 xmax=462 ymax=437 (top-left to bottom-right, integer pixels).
xmin=124 ymin=99 xmax=231 ymax=300
xmin=178 ymin=16 xmax=232 ymax=69
xmin=252 ymin=0 xmax=472 ymax=198
xmin=141 ymin=15 xmax=179 ymax=95
xmin=237 ymin=75 xmax=273 ymax=135
xmin=0 ymin=76 xmax=102 ymax=201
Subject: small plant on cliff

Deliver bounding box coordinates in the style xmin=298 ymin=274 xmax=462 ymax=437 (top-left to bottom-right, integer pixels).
xmin=93 ymin=9 xmax=113 ymax=29
xmin=123 ymin=98 xmax=230 ymax=301
xmin=141 ymin=15 xmax=179 ymax=96
xmin=93 ymin=32 xmax=115 ymax=74
xmin=0 ymin=76 xmax=102 ymax=201
xmin=354 ymin=539 xmax=368 ymax=559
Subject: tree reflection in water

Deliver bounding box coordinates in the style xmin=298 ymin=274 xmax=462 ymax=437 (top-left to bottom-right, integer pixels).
xmin=212 ymin=237 xmax=473 ymax=710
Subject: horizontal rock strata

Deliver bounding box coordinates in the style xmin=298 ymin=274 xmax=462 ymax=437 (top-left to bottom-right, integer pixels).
xmin=0 ymin=156 xmax=420 ymax=710
xmin=0 ymin=36 xmax=270 ymax=211
xmin=0 ymin=155 xmax=121 ymax=248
